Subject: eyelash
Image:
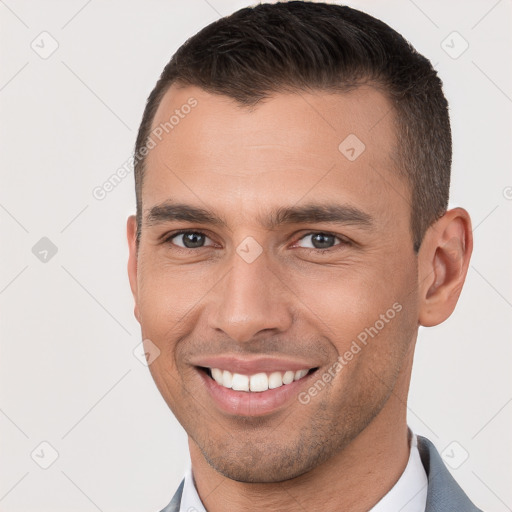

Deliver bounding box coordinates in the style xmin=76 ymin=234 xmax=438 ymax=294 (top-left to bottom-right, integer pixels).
xmin=162 ymin=229 xmax=351 ymax=253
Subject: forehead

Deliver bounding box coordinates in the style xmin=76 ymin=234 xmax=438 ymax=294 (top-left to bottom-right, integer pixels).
xmin=150 ymin=83 xmax=396 ymax=161
xmin=143 ymin=84 xmax=410 ymax=230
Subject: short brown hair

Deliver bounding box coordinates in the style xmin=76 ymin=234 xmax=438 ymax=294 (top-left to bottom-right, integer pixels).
xmin=134 ymin=1 xmax=451 ymax=252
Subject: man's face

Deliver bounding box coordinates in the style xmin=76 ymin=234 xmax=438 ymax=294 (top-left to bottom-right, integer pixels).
xmin=128 ymin=84 xmax=420 ymax=482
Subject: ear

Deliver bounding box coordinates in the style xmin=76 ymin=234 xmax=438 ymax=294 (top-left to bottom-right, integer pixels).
xmin=127 ymin=215 xmax=141 ymax=323
xmin=418 ymin=207 xmax=473 ymax=327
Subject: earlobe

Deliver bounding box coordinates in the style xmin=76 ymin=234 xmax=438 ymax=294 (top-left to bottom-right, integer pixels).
xmin=127 ymin=215 xmax=140 ymax=323
xmin=418 ymin=208 xmax=473 ymax=327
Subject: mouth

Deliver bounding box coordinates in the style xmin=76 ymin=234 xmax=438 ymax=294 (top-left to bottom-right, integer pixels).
xmin=199 ymin=366 xmax=318 ymax=392
xmin=195 ymin=363 xmax=320 ymax=416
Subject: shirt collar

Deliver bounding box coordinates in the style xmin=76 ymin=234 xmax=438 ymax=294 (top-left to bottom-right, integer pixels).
xmin=368 ymin=430 xmax=428 ymax=511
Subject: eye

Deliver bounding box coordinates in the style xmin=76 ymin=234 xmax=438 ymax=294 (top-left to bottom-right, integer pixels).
xmin=165 ymin=230 xmax=215 ymax=249
xmin=295 ymin=232 xmax=347 ymax=250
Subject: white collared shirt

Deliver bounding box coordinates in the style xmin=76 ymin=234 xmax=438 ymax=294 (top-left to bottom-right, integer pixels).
xmin=369 ymin=431 xmax=428 ymax=511
xmin=179 ymin=430 xmax=428 ymax=512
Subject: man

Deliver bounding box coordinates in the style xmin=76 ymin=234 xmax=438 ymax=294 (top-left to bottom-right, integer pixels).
xmin=127 ymin=2 xmax=483 ymax=511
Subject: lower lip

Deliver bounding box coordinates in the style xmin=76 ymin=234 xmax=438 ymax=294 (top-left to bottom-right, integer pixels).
xmin=198 ymin=368 xmax=315 ymax=417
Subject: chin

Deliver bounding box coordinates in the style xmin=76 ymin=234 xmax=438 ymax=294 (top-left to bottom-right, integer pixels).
xmin=200 ymin=438 xmax=333 ymax=484
xmin=208 ymin=459 xmax=312 ymax=484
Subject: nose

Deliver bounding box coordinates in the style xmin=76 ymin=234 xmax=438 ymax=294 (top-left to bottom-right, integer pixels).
xmin=207 ymin=247 xmax=293 ymax=343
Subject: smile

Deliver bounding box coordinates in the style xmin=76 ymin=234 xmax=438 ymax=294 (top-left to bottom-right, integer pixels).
xmin=194 ymin=359 xmax=320 ymax=416
xmin=207 ymin=367 xmax=313 ymax=392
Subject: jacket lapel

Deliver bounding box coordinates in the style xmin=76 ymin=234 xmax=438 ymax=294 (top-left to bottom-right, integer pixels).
xmin=417 ymin=435 xmax=483 ymax=511
xmin=158 ymin=478 xmax=184 ymax=512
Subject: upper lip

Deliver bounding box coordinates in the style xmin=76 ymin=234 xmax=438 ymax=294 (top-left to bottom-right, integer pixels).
xmin=190 ymin=355 xmax=321 ymax=375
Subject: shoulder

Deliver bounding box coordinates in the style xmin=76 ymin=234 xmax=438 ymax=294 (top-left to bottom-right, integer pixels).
xmin=417 ymin=435 xmax=484 ymax=512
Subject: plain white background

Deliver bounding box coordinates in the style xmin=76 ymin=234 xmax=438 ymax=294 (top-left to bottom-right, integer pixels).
xmin=0 ymin=1 xmax=511 ymax=511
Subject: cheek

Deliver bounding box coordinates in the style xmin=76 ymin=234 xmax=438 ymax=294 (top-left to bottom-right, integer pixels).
xmin=136 ymin=258 xmax=223 ymax=396
xmin=137 ymin=256 xmax=211 ymax=330
xmin=284 ymin=255 xmax=417 ymax=371
xmin=285 ymin=263 xmax=402 ymax=333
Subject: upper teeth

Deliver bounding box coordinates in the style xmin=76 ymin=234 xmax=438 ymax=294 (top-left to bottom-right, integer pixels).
xmin=210 ymin=368 xmax=310 ymax=392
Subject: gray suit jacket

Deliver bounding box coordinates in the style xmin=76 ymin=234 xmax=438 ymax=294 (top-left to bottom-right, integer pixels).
xmin=159 ymin=435 xmax=483 ymax=511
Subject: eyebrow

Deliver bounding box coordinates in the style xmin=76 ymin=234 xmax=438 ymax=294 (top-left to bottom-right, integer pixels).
xmin=145 ymin=201 xmax=374 ymax=230
xmin=266 ymin=203 xmax=373 ymax=230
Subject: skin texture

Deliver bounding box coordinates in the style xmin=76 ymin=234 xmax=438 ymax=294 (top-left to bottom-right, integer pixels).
xmin=127 ymin=84 xmax=473 ymax=511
